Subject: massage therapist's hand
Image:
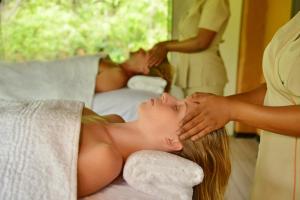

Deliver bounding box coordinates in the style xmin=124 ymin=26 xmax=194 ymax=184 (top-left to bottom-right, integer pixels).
xmin=148 ymin=42 xmax=168 ymax=67
xmin=180 ymin=92 xmax=231 ymax=141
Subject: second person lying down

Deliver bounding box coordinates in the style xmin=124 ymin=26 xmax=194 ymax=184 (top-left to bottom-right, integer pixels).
xmin=95 ymin=48 xmax=173 ymax=93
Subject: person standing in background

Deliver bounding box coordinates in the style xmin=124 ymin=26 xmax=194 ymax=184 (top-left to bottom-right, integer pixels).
xmin=179 ymin=11 xmax=300 ymax=200
xmin=149 ymin=0 xmax=230 ymax=96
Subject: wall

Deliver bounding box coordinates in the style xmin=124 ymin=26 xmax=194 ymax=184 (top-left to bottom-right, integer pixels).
xmin=264 ymin=0 xmax=292 ymax=48
xmin=172 ymin=0 xmax=243 ymax=135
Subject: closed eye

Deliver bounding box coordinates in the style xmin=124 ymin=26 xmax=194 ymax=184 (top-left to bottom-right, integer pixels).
xmin=173 ymin=105 xmax=181 ymax=111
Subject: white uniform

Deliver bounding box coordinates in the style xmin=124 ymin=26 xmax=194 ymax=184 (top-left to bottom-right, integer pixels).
xmin=174 ymin=0 xmax=230 ymax=96
xmin=251 ymin=12 xmax=300 ymax=200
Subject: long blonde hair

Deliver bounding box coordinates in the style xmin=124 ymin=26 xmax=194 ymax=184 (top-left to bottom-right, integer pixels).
xmin=175 ymin=128 xmax=231 ymax=200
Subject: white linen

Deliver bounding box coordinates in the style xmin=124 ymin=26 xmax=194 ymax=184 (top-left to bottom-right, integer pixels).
xmin=92 ymin=88 xmax=160 ymax=121
xmin=0 ymin=55 xmax=100 ymax=107
xmin=127 ymin=75 xmax=167 ymax=94
xmin=0 ymin=99 xmax=83 ymax=200
xmin=81 ymin=177 xmax=156 ymax=200
xmin=123 ymin=150 xmax=204 ymax=200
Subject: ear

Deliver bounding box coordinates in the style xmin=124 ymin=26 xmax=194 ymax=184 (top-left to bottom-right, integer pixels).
xmin=165 ymin=138 xmax=183 ymax=151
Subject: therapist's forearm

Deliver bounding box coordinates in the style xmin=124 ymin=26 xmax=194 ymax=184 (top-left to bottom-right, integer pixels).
xmin=229 ymin=100 xmax=300 ymax=136
xmin=164 ymin=37 xmax=209 ymax=53
xmin=164 ymin=29 xmax=216 ymax=53
xmin=227 ymin=83 xmax=267 ymax=105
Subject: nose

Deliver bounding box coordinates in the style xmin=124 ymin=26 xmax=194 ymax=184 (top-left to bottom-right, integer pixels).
xmin=161 ymin=93 xmax=177 ymax=104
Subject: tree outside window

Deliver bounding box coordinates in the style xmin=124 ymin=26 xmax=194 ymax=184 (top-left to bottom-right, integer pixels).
xmin=0 ymin=0 xmax=171 ymax=62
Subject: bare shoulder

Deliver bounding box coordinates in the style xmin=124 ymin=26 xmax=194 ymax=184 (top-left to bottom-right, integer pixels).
xmin=77 ymin=143 xmax=123 ymax=197
xmin=82 ymin=107 xmax=125 ymax=123
xmin=103 ymin=114 xmax=125 ymax=123
xmin=95 ymin=65 xmax=128 ymax=92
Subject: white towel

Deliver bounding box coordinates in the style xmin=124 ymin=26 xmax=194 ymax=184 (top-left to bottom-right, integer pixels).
xmin=0 ymin=55 xmax=101 ymax=107
xmin=123 ymin=150 xmax=204 ymax=200
xmin=127 ymin=75 xmax=167 ymax=94
xmin=0 ymin=99 xmax=83 ymax=200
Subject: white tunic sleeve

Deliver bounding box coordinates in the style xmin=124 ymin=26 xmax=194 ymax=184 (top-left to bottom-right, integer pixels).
xmin=198 ymin=0 xmax=230 ymax=32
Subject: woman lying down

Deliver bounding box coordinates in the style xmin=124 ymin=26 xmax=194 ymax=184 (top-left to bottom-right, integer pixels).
xmin=79 ymin=93 xmax=230 ymax=200
xmin=0 ymin=93 xmax=230 ymax=200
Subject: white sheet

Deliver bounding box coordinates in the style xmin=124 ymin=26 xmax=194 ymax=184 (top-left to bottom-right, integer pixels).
xmin=0 ymin=99 xmax=83 ymax=200
xmin=0 ymin=55 xmax=100 ymax=107
xmin=81 ymin=177 xmax=156 ymax=200
xmin=92 ymin=88 xmax=160 ymax=122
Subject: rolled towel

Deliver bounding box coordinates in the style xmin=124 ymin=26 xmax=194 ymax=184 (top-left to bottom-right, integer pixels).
xmin=123 ymin=150 xmax=204 ymax=200
xmin=127 ymin=75 xmax=167 ymax=94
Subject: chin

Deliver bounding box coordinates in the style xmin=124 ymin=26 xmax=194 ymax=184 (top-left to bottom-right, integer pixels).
xmin=137 ymin=101 xmax=152 ymax=120
xmin=137 ymin=102 xmax=146 ymax=117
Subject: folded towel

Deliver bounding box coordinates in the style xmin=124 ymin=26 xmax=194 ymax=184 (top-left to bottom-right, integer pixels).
xmin=123 ymin=150 xmax=204 ymax=200
xmin=0 ymin=55 xmax=101 ymax=107
xmin=0 ymin=99 xmax=83 ymax=200
xmin=127 ymin=75 xmax=167 ymax=94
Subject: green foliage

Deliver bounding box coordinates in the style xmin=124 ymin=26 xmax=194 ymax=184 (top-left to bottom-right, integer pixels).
xmin=1 ymin=0 xmax=170 ymax=62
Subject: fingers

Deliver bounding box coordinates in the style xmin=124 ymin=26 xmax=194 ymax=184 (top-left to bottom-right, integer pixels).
xmin=180 ymin=119 xmax=217 ymax=141
xmin=148 ymin=53 xmax=159 ymax=67
xmin=148 ymin=45 xmax=167 ymax=67
xmin=149 ymin=57 xmax=163 ymax=67
xmin=191 ymin=126 xmax=212 ymax=141
xmin=180 ymin=120 xmax=207 ymax=140
xmin=180 ymin=114 xmax=205 ymax=140
xmin=186 ymin=92 xmax=211 ymax=103
xmin=149 ymin=50 xmax=164 ymax=65
xmin=148 ymin=54 xmax=161 ymax=67
xmin=181 ymin=110 xmax=199 ymax=127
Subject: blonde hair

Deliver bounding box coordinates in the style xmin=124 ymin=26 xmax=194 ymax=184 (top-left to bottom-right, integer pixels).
xmin=148 ymin=59 xmax=174 ymax=92
xmin=175 ymin=128 xmax=231 ymax=200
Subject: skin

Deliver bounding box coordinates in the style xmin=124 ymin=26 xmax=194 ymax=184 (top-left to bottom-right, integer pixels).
xmin=179 ymin=83 xmax=300 ymax=141
xmin=148 ymin=28 xmax=216 ymax=67
xmin=95 ymin=48 xmax=151 ymax=93
xmin=77 ymin=93 xmax=190 ymax=197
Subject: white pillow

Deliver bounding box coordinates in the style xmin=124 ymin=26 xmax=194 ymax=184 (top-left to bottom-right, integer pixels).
xmin=123 ymin=150 xmax=204 ymax=200
xmin=127 ymin=75 xmax=167 ymax=94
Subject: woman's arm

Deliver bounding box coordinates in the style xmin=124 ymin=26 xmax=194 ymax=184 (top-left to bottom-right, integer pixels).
xmin=77 ymin=143 xmax=123 ymax=197
xmin=163 ymin=28 xmax=216 ymax=53
xmin=78 ymin=107 xmax=124 ymax=197
xmin=148 ymin=28 xmax=216 ymax=67
xmin=180 ymin=84 xmax=300 ymax=140
xmin=227 ymin=83 xmax=267 ymax=105
xmin=230 ymin=99 xmax=300 ymax=137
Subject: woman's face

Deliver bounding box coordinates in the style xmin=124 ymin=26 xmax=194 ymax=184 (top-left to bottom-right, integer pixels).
xmin=138 ymin=93 xmax=188 ymax=149
xmin=127 ymin=48 xmax=150 ymax=74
